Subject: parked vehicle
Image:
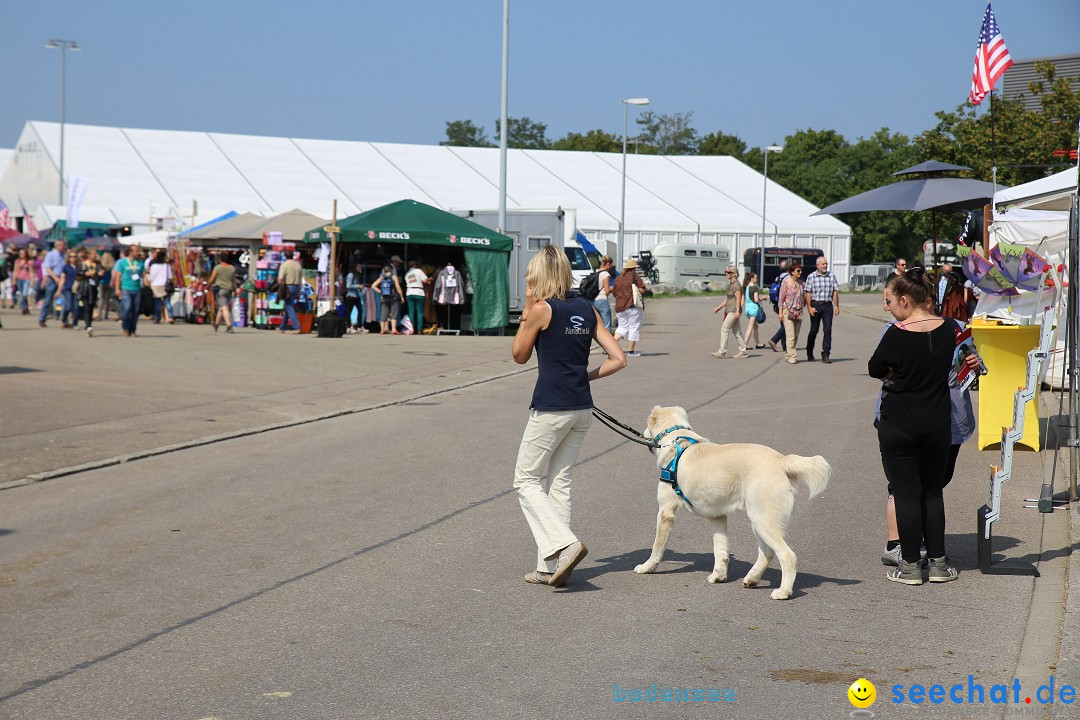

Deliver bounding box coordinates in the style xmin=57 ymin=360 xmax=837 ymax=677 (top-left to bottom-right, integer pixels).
xmin=646 ymin=242 xmax=731 ymax=288
xmin=458 ymin=208 xmax=577 ymax=319
xmin=743 ymin=247 xmax=824 ymax=286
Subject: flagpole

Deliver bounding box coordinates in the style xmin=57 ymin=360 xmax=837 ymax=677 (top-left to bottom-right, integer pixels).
xmin=990 ymin=88 xmax=997 ymax=193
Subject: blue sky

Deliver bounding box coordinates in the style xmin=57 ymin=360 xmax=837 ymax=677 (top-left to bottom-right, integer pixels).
xmin=3 ymin=0 xmax=1077 ymax=151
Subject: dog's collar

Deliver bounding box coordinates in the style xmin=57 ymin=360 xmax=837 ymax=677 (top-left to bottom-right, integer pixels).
xmin=652 ymin=425 xmax=692 ymax=445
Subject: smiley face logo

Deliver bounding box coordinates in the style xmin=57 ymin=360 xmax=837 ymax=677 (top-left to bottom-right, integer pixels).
xmin=847 ymin=678 xmax=876 ymax=709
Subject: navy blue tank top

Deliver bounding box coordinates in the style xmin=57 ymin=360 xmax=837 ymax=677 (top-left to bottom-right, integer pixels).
xmin=530 ymin=296 xmax=595 ymax=411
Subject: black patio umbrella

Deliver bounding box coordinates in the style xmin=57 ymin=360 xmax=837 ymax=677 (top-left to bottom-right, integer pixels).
xmin=812 ymin=161 xmax=996 ymax=266
xmin=77 ymin=235 xmax=125 ymax=252
xmin=1 ymin=233 xmax=41 ymax=249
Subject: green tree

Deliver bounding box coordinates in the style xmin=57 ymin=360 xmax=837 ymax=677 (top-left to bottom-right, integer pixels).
xmin=698 ymin=131 xmax=747 ymax=157
xmin=914 ymin=62 xmax=1080 ymax=187
xmin=634 ymin=111 xmax=699 ymax=155
xmin=551 ymin=129 xmax=621 ymax=152
xmin=440 ymin=120 xmax=494 ymax=148
xmin=495 ymin=116 xmax=551 ymax=150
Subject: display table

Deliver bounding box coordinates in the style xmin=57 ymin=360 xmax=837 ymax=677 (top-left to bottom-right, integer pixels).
xmin=970 ymin=319 xmax=1041 ymax=451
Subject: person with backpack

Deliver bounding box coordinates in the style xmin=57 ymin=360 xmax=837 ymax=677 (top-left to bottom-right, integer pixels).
xmin=766 ymin=259 xmax=789 ymax=353
xmin=376 ymin=264 xmax=405 ymax=335
xmin=584 ymin=256 xmax=614 ymax=333
xmin=741 ymin=271 xmax=766 ymax=350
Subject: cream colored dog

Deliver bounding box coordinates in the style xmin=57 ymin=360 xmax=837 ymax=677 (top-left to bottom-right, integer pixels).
xmin=635 ymin=406 xmax=831 ymax=600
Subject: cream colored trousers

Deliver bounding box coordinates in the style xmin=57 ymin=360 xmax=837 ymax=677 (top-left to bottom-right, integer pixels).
xmin=513 ymin=408 xmax=592 ymax=572
xmin=783 ymin=316 xmax=803 ymax=360
xmin=719 ymin=312 xmax=746 ymax=354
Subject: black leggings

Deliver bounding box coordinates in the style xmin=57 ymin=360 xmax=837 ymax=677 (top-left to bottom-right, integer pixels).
xmin=345 ymin=296 xmax=361 ymax=328
xmin=878 ymin=418 xmax=950 ymax=563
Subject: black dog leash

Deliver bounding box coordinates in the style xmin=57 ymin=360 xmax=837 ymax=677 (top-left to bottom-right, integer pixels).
xmin=591 ymin=406 xmax=659 ymax=449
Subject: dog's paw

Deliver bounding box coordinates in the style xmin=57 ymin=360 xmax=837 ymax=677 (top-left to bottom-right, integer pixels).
xmin=707 ymin=571 xmax=727 ymax=584
xmin=770 ymin=588 xmax=792 ymax=600
xmin=741 ymin=577 xmax=759 ymax=588
xmin=634 ymin=562 xmax=657 ymax=574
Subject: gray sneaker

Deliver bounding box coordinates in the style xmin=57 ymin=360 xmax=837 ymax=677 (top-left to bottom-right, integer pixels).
xmin=886 ymin=558 xmax=924 ymax=585
xmin=881 ymin=545 xmax=901 ymax=566
xmin=524 ymin=570 xmax=554 ymax=585
xmin=549 ymin=541 xmax=588 ymax=587
xmin=927 ymin=556 xmax=958 ymax=583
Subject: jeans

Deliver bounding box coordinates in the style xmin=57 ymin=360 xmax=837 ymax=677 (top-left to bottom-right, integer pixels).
xmin=39 ymin=279 xmax=58 ymax=324
xmin=805 ymin=301 xmax=834 ymax=356
xmin=282 ymin=284 xmax=300 ymax=330
xmin=407 ymin=295 xmax=424 ymax=333
xmin=513 ymin=409 xmax=592 ymax=572
xmin=592 ymin=297 xmax=612 ymax=333
xmin=17 ymin=279 xmax=30 ymax=311
xmin=61 ymin=289 xmax=75 ymax=325
xmin=153 ymin=294 xmax=172 ymax=321
xmin=769 ymin=305 xmax=787 ymax=350
xmin=121 ymin=289 xmax=141 ymax=334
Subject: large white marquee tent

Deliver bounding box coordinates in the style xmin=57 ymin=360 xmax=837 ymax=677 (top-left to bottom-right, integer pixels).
xmin=1 ymin=121 xmax=853 ymax=280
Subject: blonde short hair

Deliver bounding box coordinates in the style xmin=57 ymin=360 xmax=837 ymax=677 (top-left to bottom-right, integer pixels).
xmin=526 ymin=244 xmax=573 ymax=301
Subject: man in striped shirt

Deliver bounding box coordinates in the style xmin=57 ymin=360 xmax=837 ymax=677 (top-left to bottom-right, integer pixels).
xmin=803 ymin=256 xmax=840 ymax=363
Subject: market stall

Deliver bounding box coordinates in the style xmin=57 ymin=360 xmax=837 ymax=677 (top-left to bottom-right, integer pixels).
xmin=302 ymin=199 xmax=513 ymax=331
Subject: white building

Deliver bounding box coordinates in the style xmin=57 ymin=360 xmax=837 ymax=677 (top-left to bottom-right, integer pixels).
xmin=1 ymin=120 xmax=853 ymax=281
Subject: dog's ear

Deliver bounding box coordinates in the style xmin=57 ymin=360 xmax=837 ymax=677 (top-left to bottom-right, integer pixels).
xmin=673 ymin=406 xmax=689 ymax=426
xmin=646 ymin=406 xmax=664 ymax=434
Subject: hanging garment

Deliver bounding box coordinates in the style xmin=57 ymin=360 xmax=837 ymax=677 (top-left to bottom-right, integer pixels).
xmin=434 ymin=266 xmax=466 ymax=305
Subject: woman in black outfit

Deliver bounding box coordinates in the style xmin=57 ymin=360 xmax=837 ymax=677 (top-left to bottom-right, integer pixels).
xmin=868 ymin=269 xmax=959 ymax=585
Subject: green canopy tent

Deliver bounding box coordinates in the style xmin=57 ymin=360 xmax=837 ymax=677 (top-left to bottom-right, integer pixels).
xmin=303 ymin=199 xmax=513 ymax=329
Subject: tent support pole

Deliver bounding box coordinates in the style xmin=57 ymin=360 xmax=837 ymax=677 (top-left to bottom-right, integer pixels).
xmin=329 ymin=199 xmax=338 ymax=310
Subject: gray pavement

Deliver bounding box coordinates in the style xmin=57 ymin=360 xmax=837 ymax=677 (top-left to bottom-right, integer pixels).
xmin=0 ymin=311 xmax=530 ymax=488
xmin=0 ymin=294 xmax=1074 ymax=719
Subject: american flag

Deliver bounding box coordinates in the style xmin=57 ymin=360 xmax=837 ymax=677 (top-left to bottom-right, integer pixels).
xmin=19 ymin=201 xmax=40 ymax=239
xmin=969 ymin=2 xmax=1013 ymax=105
xmin=0 ymin=198 xmax=9 ymax=230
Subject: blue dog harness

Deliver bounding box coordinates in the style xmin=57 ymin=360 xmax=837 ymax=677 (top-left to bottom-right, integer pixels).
xmin=652 ymin=425 xmax=700 ymax=508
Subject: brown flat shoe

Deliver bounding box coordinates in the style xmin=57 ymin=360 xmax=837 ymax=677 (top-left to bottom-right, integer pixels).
xmin=549 ymin=542 xmax=588 ymax=588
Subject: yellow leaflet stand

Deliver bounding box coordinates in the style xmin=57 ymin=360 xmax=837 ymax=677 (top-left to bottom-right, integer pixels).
xmin=970 ymin=318 xmax=1040 ymax=451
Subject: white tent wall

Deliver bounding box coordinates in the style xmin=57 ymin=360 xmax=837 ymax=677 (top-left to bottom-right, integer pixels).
xmin=0 ymin=121 xmax=850 ymax=276
xmin=1 ymin=124 xmax=63 ymax=214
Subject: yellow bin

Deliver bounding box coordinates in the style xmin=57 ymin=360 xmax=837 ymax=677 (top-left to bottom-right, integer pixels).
xmin=970 ymin=319 xmax=1041 ymax=451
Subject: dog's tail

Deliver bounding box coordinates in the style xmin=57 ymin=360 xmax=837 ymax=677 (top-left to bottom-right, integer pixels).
xmin=780 ymin=454 xmax=831 ymax=499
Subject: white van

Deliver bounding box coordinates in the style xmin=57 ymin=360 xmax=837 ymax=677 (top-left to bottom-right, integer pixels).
xmin=648 ymin=242 xmax=731 ymax=287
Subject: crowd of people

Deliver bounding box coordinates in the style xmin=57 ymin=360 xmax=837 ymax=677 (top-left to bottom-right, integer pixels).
xmin=510 ymin=247 xmax=986 ymax=590
xmin=0 ymin=240 xmax=178 ymax=337
xmin=711 ymin=256 xmax=841 ymax=365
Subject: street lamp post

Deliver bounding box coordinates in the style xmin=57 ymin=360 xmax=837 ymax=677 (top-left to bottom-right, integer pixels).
xmin=758 ymin=145 xmax=783 ymax=285
xmin=45 ymin=38 xmax=81 ymax=206
xmin=619 ymin=98 xmax=649 ymax=267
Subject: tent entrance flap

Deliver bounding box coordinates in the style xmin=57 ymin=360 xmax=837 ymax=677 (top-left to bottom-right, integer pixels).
xmin=463 ymin=249 xmax=509 ymax=330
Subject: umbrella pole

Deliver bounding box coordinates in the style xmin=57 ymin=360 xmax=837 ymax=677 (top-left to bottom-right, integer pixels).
xmin=932 ymin=211 xmax=938 ymax=268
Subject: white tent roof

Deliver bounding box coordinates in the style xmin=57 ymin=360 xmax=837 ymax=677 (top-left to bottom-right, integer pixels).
xmin=990 ymin=167 xmax=1076 ymax=258
xmin=0 ymin=149 xmax=13 ymax=184
xmin=1 ymin=121 xmax=850 ymax=241
xmin=995 ymin=166 xmax=1077 ymax=216
xmin=123 ymin=229 xmax=171 ymax=248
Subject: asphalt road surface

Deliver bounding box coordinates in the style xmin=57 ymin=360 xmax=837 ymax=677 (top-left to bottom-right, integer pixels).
xmin=0 ymin=295 xmax=1068 ymax=719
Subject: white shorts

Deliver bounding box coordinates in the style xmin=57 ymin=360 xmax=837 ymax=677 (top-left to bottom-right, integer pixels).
xmin=615 ymin=307 xmax=643 ymax=341
xmin=0 ymin=278 xmax=12 ymax=300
